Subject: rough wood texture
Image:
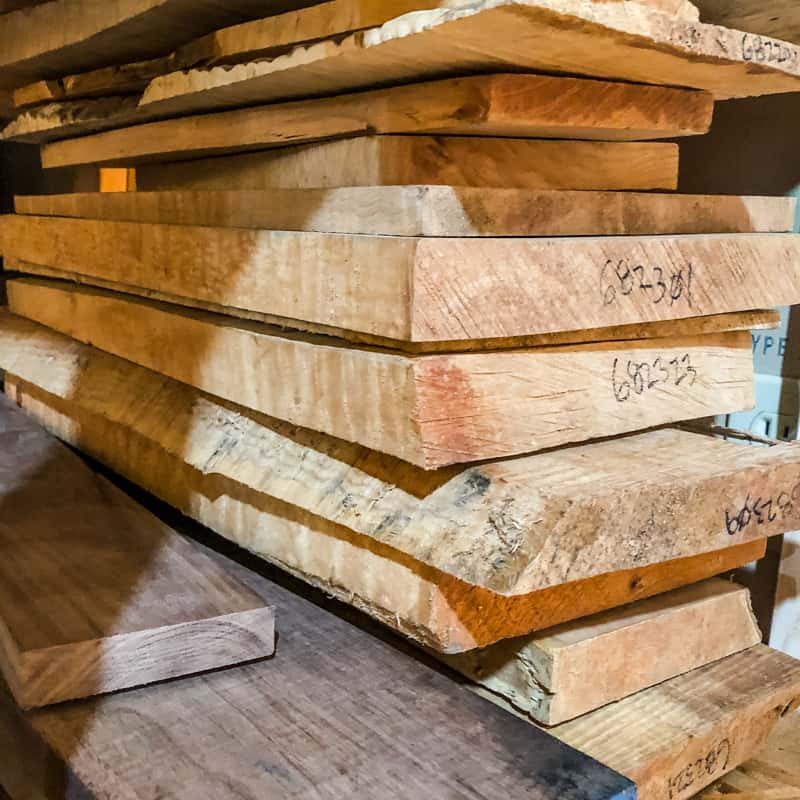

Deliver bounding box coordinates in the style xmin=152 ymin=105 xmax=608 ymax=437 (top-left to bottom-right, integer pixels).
xmin=698 ymin=707 xmax=800 ymax=799
xmin=445 ymin=579 xmax=762 ymax=726
xmin=546 ymin=647 xmax=800 ymax=800
xmin=0 ymin=0 xmax=308 ymax=89
xmin=3 ymin=214 xmax=799 ymax=343
xmin=0 ymin=534 xmax=637 ymax=800
xmin=5 ymin=260 xmax=780 ymax=354
xmin=13 ymin=188 xmax=796 ymax=237
xmin=173 ymin=0 xmax=701 ymax=69
xmin=0 ymin=394 xmax=275 ymax=708
xmin=0 ymin=314 xmax=792 ymax=651
xmin=694 ymin=1 xmax=800 ymax=44
xmin=34 ymin=72 xmax=706 ymax=164
xmin=137 ymin=0 xmax=800 ymax=122
xmin=7 ymin=278 xmax=756 ymax=468
xmin=129 ymin=135 xmax=679 ymax=190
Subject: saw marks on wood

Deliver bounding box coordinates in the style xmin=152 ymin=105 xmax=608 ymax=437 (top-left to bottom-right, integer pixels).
xmin=136 ymin=0 xmax=800 ymax=122
xmin=0 ymin=394 xmax=275 ymax=708
xmin=0 ymin=543 xmax=638 ymax=800
xmin=3 ymin=214 xmax=800 ymax=343
xmin=0 ymin=314 xmax=793 ymax=650
xmin=13 ymin=188 xmax=796 ymax=237
xmin=443 ymin=579 xmax=761 ymax=725
xmin=5 ymin=277 xmax=755 ymax=467
xmin=34 ymin=73 xmax=704 ymax=165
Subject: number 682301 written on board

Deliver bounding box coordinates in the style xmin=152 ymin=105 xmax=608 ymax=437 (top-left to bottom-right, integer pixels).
xmin=600 ymin=259 xmax=694 ymax=308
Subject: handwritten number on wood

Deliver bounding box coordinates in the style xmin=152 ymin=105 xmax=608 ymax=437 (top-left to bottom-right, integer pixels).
xmin=612 ymin=353 xmax=697 ymax=403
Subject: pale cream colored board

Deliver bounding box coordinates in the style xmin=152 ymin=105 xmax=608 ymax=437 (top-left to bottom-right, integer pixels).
xmin=5 ymin=260 xmax=781 ymax=354
xmin=137 ymin=0 xmax=800 ymax=122
xmin=2 ymin=214 xmax=800 ymax=343
xmin=443 ymin=579 xmax=761 ymax=725
xmin=131 ymin=136 xmax=680 ymax=191
xmin=13 ymin=188 xmax=796 ymax=237
xmin=0 ymin=311 xmax=797 ymax=606
xmin=34 ymin=73 xmax=706 ymax=165
xmin=5 ymin=277 xmax=756 ymax=468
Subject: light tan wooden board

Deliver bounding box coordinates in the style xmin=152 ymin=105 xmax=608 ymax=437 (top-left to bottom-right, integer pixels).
xmin=444 ymin=578 xmax=761 ymax=726
xmin=129 ymin=135 xmax=680 ymax=191
xmin=0 ymin=355 xmax=771 ymax=657
xmin=546 ymin=646 xmax=800 ymax=800
xmin=3 ymin=214 xmax=800 ymax=343
xmin=0 ymin=0 xmax=308 ymax=90
xmin=173 ymin=0 xmax=700 ymax=70
xmin=0 ymin=313 xmax=796 ymax=607
xmin=6 ymin=277 xmax=757 ymax=468
xmin=698 ymin=706 xmax=800 ymax=799
xmin=31 ymin=72 xmax=709 ymax=161
xmin=136 ymin=0 xmax=800 ymax=124
xmin=0 ymin=393 xmax=275 ymax=709
xmin=6 ymin=260 xmax=780 ymax=354
xmin=694 ymin=1 xmax=800 ymax=45
xmin=13 ymin=187 xmax=795 ymax=237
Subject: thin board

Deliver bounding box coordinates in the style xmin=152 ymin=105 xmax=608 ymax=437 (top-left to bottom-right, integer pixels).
xmin=0 ymin=393 xmax=275 ymax=708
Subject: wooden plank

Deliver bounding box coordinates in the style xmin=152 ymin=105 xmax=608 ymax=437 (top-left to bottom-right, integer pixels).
xmin=136 ymin=0 xmax=800 ymax=123
xmin=0 ymin=536 xmax=637 ymax=800
xmin=128 ymin=134 xmax=680 ymax=191
xmin=3 ymin=214 xmax=800 ymax=343
xmin=545 ymin=646 xmax=800 ymax=800
xmin=443 ymin=579 xmax=762 ymax=726
xmin=698 ymin=707 xmax=800 ymax=799
xmin=0 ymin=0 xmax=308 ymax=90
xmin=0 ymin=314 xmax=793 ymax=651
xmin=13 ymin=188 xmax=797 ymax=237
xmin=173 ymin=0 xmax=701 ymax=70
xmin=31 ymin=73 xmax=710 ymax=161
xmin=0 ymin=393 xmax=275 ymax=709
xmin=693 ymin=1 xmax=800 ymax=44
xmin=6 ymin=259 xmax=780 ymax=353
xmin=5 ymin=277 xmax=756 ymax=468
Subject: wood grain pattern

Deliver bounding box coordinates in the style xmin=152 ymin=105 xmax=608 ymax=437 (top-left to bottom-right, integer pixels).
xmin=547 ymin=646 xmax=800 ymax=800
xmin=6 ymin=277 xmax=755 ymax=468
xmin=13 ymin=187 xmax=796 ymax=237
xmin=130 ymin=134 xmax=679 ymax=191
xmin=2 ymin=261 xmax=781 ymax=353
xmin=0 ymin=394 xmax=275 ymax=709
xmin=0 ymin=543 xmax=637 ymax=800
xmin=0 ymin=0 xmax=304 ymax=89
xmin=3 ymin=214 xmax=800 ymax=343
xmin=0 ymin=314 xmax=790 ymax=650
xmin=32 ymin=72 xmax=706 ymax=163
xmin=444 ymin=579 xmax=762 ymax=725
xmin=137 ymin=0 xmax=800 ymax=122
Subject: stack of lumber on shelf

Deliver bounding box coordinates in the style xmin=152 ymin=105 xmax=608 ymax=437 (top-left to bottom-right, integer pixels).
xmin=4 ymin=1 xmax=800 ymax=797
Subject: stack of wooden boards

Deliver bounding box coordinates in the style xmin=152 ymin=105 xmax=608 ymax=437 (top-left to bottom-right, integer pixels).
xmin=3 ymin=0 xmax=800 ymax=798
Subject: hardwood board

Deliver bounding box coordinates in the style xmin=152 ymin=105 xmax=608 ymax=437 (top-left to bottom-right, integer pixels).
xmin=173 ymin=0 xmax=701 ymax=70
xmin=4 ymin=260 xmax=780 ymax=353
xmin=0 ymin=534 xmax=637 ymax=800
xmin=15 ymin=188 xmax=795 ymax=237
xmin=32 ymin=73 xmax=707 ymax=162
xmin=128 ymin=134 xmax=680 ymax=191
xmin=0 ymin=0 xmax=310 ymax=90
xmin=693 ymin=1 xmax=800 ymax=44
xmin=0 ymin=362 xmax=765 ymax=653
xmin=698 ymin=706 xmax=800 ymax=799
xmin=545 ymin=647 xmax=800 ymax=800
xmin=136 ymin=0 xmax=800 ymax=122
xmin=444 ymin=579 xmax=762 ymax=725
xmin=0 ymin=393 xmax=275 ymax=708
xmin=3 ymin=214 xmax=800 ymax=343
xmin=6 ymin=277 xmax=757 ymax=468
xmin=0 ymin=314 xmax=793 ymax=651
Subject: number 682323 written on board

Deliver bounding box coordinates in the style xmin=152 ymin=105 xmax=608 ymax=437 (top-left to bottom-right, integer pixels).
xmin=600 ymin=258 xmax=694 ymax=307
